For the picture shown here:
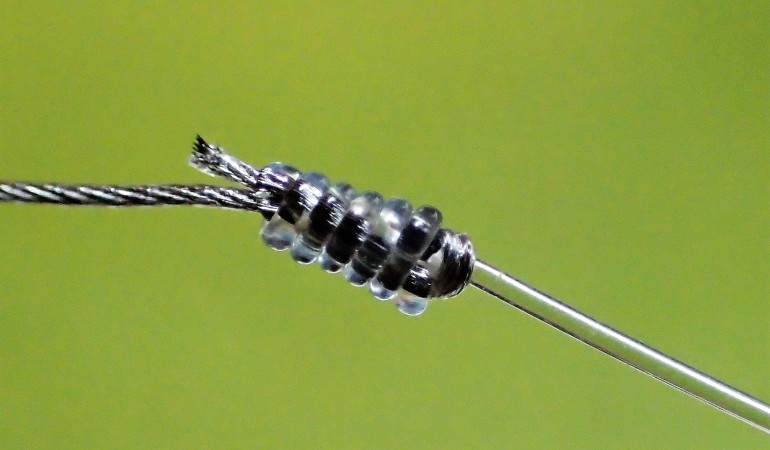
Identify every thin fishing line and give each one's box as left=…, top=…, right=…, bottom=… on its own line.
left=1, top=136, right=768, bottom=434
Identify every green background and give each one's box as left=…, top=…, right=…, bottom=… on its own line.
left=1, top=2, right=768, bottom=448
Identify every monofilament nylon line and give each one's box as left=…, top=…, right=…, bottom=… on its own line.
left=1, top=136, right=768, bottom=434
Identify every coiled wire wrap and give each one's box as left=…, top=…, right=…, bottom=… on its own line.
left=0, top=136, right=475, bottom=314
left=189, top=137, right=475, bottom=313
left=3, top=137, right=770, bottom=430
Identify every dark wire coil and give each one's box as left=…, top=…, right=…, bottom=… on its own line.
left=190, top=137, right=475, bottom=313
left=0, top=136, right=476, bottom=314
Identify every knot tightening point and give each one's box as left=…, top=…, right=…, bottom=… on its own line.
left=190, top=136, right=475, bottom=315
left=3, top=136, right=769, bottom=429
left=0, top=135, right=475, bottom=316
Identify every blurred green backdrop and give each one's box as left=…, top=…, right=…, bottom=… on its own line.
left=1, top=2, right=768, bottom=448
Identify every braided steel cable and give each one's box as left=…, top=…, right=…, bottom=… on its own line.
left=0, top=182, right=262, bottom=212
left=0, top=136, right=476, bottom=313
left=2, top=135, right=769, bottom=433
left=185, top=144, right=770, bottom=435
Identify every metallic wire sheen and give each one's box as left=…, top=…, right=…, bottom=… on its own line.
left=0, top=183, right=262, bottom=211
left=3, top=135, right=768, bottom=434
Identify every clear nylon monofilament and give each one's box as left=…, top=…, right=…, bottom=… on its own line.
left=1, top=136, right=768, bottom=434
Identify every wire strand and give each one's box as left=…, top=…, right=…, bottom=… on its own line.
left=0, top=182, right=263, bottom=212
left=2, top=135, right=768, bottom=434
